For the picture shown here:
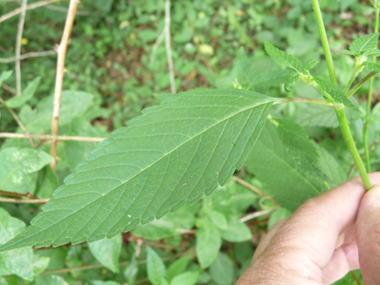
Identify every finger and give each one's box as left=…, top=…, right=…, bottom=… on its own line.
left=321, top=242, right=359, bottom=284
left=356, top=185, right=380, bottom=284
left=253, top=219, right=287, bottom=261
left=261, top=173, right=380, bottom=272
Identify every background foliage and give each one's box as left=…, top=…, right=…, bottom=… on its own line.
left=0, top=0, right=379, bottom=284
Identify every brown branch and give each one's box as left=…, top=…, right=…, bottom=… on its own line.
left=348, top=140, right=378, bottom=177
left=41, top=246, right=195, bottom=275
left=50, top=0, right=81, bottom=171
left=233, top=176, right=278, bottom=205
left=0, top=50, right=56, bottom=63
left=0, top=197, right=49, bottom=204
left=240, top=208, right=278, bottom=223
left=0, top=98, right=35, bottom=147
left=0, top=189, right=37, bottom=199
left=0, top=0, right=60, bottom=23
left=0, top=132, right=106, bottom=142
left=1, top=83, right=16, bottom=94
left=15, top=0, right=27, bottom=96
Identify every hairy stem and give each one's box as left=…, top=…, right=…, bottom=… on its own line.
left=363, top=4, right=380, bottom=172
left=335, top=106, right=372, bottom=190
left=311, top=0, right=337, bottom=85
left=274, top=97, right=335, bottom=107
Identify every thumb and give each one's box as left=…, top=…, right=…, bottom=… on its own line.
left=357, top=186, right=380, bottom=285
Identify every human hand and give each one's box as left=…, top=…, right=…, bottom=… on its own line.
left=237, top=173, right=380, bottom=285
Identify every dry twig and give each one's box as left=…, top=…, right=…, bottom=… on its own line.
left=0, top=0, right=60, bottom=23
left=0, top=197, right=49, bottom=204
left=150, top=29, right=165, bottom=65
left=0, top=132, right=106, bottom=142
left=0, top=98, right=35, bottom=147
left=50, top=0, right=81, bottom=170
left=240, top=208, right=278, bottom=223
left=233, top=175, right=278, bottom=205
left=15, top=0, right=27, bottom=95
left=0, top=50, right=56, bottom=63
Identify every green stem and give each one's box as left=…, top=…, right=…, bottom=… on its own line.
left=363, top=4, right=380, bottom=173
left=311, top=0, right=337, bottom=85
left=275, top=97, right=335, bottom=107
left=344, top=72, right=357, bottom=94
left=347, top=71, right=377, bottom=98
left=335, top=106, right=372, bottom=190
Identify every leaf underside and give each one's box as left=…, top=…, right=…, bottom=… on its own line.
left=0, top=88, right=274, bottom=252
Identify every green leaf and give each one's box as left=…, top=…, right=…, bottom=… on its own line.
left=314, top=77, right=359, bottom=112
left=0, top=209, right=34, bottom=281
left=245, top=122, right=325, bottom=212
left=364, top=62, right=380, bottom=73
left=337, top=50, right=357, bottom=56
left=88, top=235, right=122, bottom=273
left=0, top=148, right=53, bottom=194
left=166, top=254, right=191, bottom=282
left=303, top=59, right=319, bottom=71
left=268, top=207, right=292, bottom=230
left=0, top=89, right=274, bottom=252
left=33, top=255, right=50, bottom=275
left=264, top=41, right=302, bottom=72
left=277, top=119, right=322, bottom=175
left=284, top=72, right=299, bottom=92
left=170, top=271, right=200, bottom=285
left=209, top=252, right=234, bottom=285
left=221, top=216, right=252, bottom=242
left=5, top=77, right=41, bottom=109
left=208, top=210, right=228, bottom=230
left=124, top=255, right=138, bottom=285
left=19, top=90, right=93, bottom=134
left=318, top=146, right=347, bottom=187
left=32, top=275, right=66, bottom=285
left=147, top=247, right=166, bottom=285
left=0, top=71, right=12, bottom=87
left=294, top=104, right=338, bottom=128
left=365, top=49, right=380, bottom=57
left=196, top=219, right=221, bottom=268
left=236, top=48, right=289, bottom=88
left=349, top=33, right=379, bottom=54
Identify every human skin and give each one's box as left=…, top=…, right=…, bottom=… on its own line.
left=237, top=173, right=380, bottom=285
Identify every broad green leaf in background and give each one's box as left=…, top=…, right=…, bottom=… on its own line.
left=0, top=89, right=274, bottom=252
left=31, top=275, right=66, bottom=285
left=284, top=72, right=299, bottom=92
left=196, top=219, right=222, bottom=268
left=209, top=252, right=234, bottom=285
left=364, top=49, right=380, bottom=57
left=0, top=209, right=34, bottom=281
left=364, top=62, right=380, bottom=72
left=88, top=235, right=122, bottom=273
left=0, top=277, right=6, bottom=285
left=166, top=253, right=191, bottom=282
left=294, top=104, right=339, bottom=128
left=170, top=271, right=200, bottom=285
left=5, top=77, right=41, bottom=109
left=236, top=48, right=289, bottom=88
left=268, top=207, right=292, bottom=230
left=33, top=255, right=50, bottom=275
left=264, top=41, right=302, bottom=72
left=18, top=90, right=93, bottom=134
left=0, top=71, right=12, bottom=87
left=314, top=77, right=359, bottom=112
left=0, top=147, right=53, bottom=194
left=208, top=210, right=228, bottom=231
left=124, top=255, right=138, bottom=285
left=221, top=216, right=252, bottom=242
left=147, top=247, right=166, bottom=285
left=318, top=146, right=347, bottom=187
left=245, top=122, right=325, bottom=212
left=277, top=119, right=322, bottom=174
left=337, top=50, right=357, bottom=56
left=349, top=33, right=379, bottom=54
